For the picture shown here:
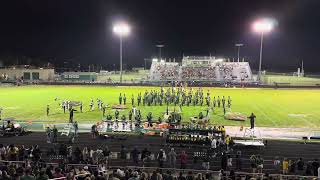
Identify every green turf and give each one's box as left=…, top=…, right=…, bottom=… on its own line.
left=261, top=75, right=320, bottom=86
left=0, top=85, right=319, bottom=128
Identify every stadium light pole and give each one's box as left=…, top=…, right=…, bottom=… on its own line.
left=252, top=18, right=274, bottom=82
left=156, top=44, right=165, bottom=60
left=113, top=22, right=130, bottom=83
left=235, top=43, right=244, bottom=62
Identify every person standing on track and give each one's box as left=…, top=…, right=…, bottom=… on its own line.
left=248, top=113, right=256, bottom=129
left=52, top=125, right=58, bottom=143
left=74, top=121, right=78, bottom=137
left=69, top=108, right=77, bottom=123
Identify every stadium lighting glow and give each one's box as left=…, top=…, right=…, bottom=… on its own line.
left=215, top=58, right=224, bottom=62
left=252, top=18, right=276, bottom=82
left=252, top=18, right=274, bottom=33
left=152, top=58, right=158, bottom=62
left=113, top=21, right=131, bottom=83
left=113, top=22, right=130, bottom=36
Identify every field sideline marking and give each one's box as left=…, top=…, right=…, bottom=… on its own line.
left=252, top=103, right=277, bottom=127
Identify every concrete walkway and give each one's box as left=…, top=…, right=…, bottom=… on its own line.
left=226, top=126, right=319, bottom=140
left=18, top=121, right=319, bottom=140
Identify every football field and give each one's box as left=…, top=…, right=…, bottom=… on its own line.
left=0, top=85, right=319, bottom=128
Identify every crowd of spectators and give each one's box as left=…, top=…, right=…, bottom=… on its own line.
left=149, top=62, right=252, bottom=82
left=273, top=157, right=320, bottom=177
left=0, top=141, right=319, bottom=179
left=218, top=63, right=250, bottom=82
left=180, top=67, right=216, bottom=80
left=149, top=63, right=179, bottom=81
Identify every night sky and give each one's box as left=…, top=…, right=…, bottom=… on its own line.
left=0, top=0, right=319, bottom=72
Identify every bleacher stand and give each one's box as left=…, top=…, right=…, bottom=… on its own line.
left=149, top=57, right=254, bottom=83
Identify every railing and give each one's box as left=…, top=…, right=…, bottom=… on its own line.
left=0, top=160, right=318, bottom=180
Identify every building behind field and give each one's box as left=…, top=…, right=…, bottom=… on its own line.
left=61, top=72, right=97, bottom=81
left=0, top=67, right=54, bottom=81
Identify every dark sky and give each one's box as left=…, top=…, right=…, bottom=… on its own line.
left=0, top=0, right=319, bottom=72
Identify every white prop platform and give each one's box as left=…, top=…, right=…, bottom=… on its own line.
left=234, top=140, right=264, bottom=147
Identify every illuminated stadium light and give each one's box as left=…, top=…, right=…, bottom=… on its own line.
left=252, top=18, right=276, bottom=82
left=252, top=18, right=274, bottom=33
left=152, top=58, right=158, bottom=62
left=113, top=22, right=130, bottom=36
left=215, top=58, right=224, bottom=62
left=113, top=22, right=130, bottom=83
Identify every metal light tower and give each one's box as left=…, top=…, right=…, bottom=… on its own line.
left=252, top=18, right=274, bottom=82
left=113, top=22, right=130, bottom=83
left=235, top=43, right=244, bottom=62
left=156, top=44, right=165, bottom=60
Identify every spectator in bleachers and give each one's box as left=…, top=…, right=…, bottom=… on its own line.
left=305, top=161, right=313, bottom=176
left=45, top=165, right=54, bottom=179
left=20, top=168, right=35, bottom=180
left=250, top=155, right=257, bottom=173
left=289, top=159, right=296, bottom=174
left=8, top=144, right=18, bottom=161
left=140, top=172, right=149, bottom=180
left=162, top=170, right=173, bottom=180
left=195, top=173, right=204, bottom=180
left=185, top=171, right=193, bottom=180
left=131, top=147, right=140, bottom=166
left=227, top=154, right=233, bottom=170
left=202, top=149, right=210, bottom=170
left=177, top=171, right=186, bottom=180
left=53, top=167, right=64, bottom=179
left=221, top=152, right=228, bottom=170
left=282, top=158, right=289, bottom=174
left=141, top=147, right=151, bottom=167
left=273, top=156, right=281, bottom=174
left=229, top=170, right=236, bottom=180
left=149, top=170, right=158, bottom=180
left=0, top=144, right=6, bottom=160
left=297, top=158, right=304, bottom=175
left=312, top=159, right=319, bottom=176
left=120, top=145, right=127, bottom=164
left=225, top=135, right=231, bottom=150
left=156, top=149, right=166, bottom=168
left=36, top=168, right=49, bottom=180
left=180, top=151, right=188, bottom=169
left=211, top=138, right=217, bottom=151
left=256, top=155, right=264, bottom=173
left=168, top=148, right=177, bottom=169
left=235, top=151, right=242, bottom=171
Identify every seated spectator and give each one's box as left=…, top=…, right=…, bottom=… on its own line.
left=36, top=168, right=49, bottom=180
left=21, top=168, right=35, bottom=180
left=186, top=171, right=193, bottom=180
left=297, top=158, right=304, bottom=175
left=53, top=168, right=64, bottom=179
left=177, top=172, right=186, bottom=180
